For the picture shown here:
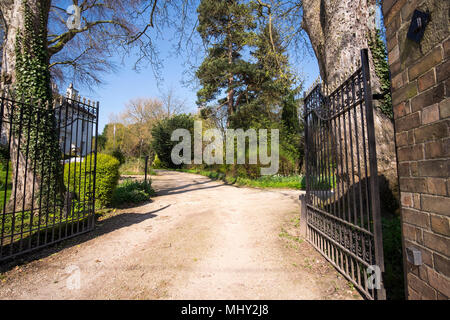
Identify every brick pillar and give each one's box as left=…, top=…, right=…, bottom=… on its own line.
left=383, top=0, right=449, bottom=300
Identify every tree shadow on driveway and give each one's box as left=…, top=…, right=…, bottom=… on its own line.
left=0, top=205, right=171, bottom=273
left=155, top=181, right=225, bottom=196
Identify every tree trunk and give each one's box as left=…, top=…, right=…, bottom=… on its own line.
left=1, top=0, right=20, bottom=90
left=6, top=125, right=42, bottom=212
left=302, top=0, right=399, bottom=212
left=1, top=0, right=53, bottom=212
left=227, top=22, right=235, bottom=120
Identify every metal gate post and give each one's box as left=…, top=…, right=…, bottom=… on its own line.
left=91, top=101, right=100, bottom=230
left=144, top=155, right=149, bottom=184
left=301, top=91, right=310, bottom=239
left=361, top=48, right=386, bottom=300
left=299, top=194, right=308, bottom=238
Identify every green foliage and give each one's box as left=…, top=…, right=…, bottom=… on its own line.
left=279, top=94, right=304, bottom=175
left=100, top=123, right=126, bottom=155
left=194, top=1, right=304, bottom=177
left=64, top=153, right=120, bottom=208
left=299, top=175, right=335, bottom=191
left=0, top=145, right=9, bottom=166
left=111, top=179, right=155, bottom=207
left=152, top=154, right=163, bottom=169
left=180, top=167, right=305, bottom=189
left=368, top=29, right=393, bottom=119
left=120, top=157, right=155, bottom=175
left=196, top=1, right=300, bottom=129
left=382, top=215, right=405, bottom=300
left=196, top=2, right=303, bottom=178
left=96, top=134, right=107, bottom=152
left=228, top=99, right=274, bottom=130
left=240, top=174, right=302, bottom=189
left=0, top=161, right=12, bottom=209
left=15, top=1, right=52, bottom=102
left=13, top=0, right=63, bottom=203
left=251, top=24, right=298, bottom=105
left=196, top=0, right=256, bottom=110
left=91, top=154, right=120, bottom=207
left=281, top=93, right=301, bottom=134
left=151, top=114, right=195, bottom=169
left=0, top=161, right=11, bottom=190
left=109, top=148, right=126, bottom=165
left=179, top=167, right=334, bottom=191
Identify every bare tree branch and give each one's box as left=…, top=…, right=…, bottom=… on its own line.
left=44, top=0, right=197, bottom=88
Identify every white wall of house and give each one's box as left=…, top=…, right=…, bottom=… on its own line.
left=0, top=84, right=96, bottom=158
left=59, top=109, right=94, bottom=157
left=59, top=84, right=95, bottom=157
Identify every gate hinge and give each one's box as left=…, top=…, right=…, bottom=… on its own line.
left=372, top=93, right=384, bottom=100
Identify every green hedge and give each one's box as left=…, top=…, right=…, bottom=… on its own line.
left=64, top=153, right=120, bottom=208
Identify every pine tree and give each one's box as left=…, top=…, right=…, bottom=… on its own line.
left=252, top=24, right=294, bottom=105
left=281, top=93, right=300, bottom=134
left=196, top=0, right=256, bottom=125
left=229, top=23, right=297, bottom=129
left=196, top=1, right=298, bottom=130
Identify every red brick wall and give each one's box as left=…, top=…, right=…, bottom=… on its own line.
left=383, top=0, right=449, bottom=300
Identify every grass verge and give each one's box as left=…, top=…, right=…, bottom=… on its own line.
left=119, top=158, right=156, bottom=176
left=176, top=168, right=305, bottom=190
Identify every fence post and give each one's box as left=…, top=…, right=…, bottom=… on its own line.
left=144, top=155, right=149, bottom=183
left=299, top=193, right=307, bottom=238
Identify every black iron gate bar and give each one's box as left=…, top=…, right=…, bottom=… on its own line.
left=303, top=49, right=385, bottom=300
left=0, top=92, right=99, bottom=261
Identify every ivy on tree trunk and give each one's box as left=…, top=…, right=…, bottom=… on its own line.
left=7, top=0, right=63, bottom=211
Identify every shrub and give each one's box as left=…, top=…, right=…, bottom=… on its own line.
left=151, top=114, right=195, bottom=169
left=64, top=153, right=120, bottom=208
left=95, top=154, right=121, bottom=206
left=108, top=148, right=126, bottom=165
left=152, top=154, right=162, bottom=169
left=111, top=179, right=155, bottom=207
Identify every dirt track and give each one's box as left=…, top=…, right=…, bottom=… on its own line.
left=0, top=170, right=361, bottom=300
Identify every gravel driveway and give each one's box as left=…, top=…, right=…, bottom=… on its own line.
left=0, top=170, right=361, bottom=300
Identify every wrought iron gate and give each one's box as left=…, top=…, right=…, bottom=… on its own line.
left=303, top=49, right=385, bottom=299
left=0, top=92, right=99, bottom=261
